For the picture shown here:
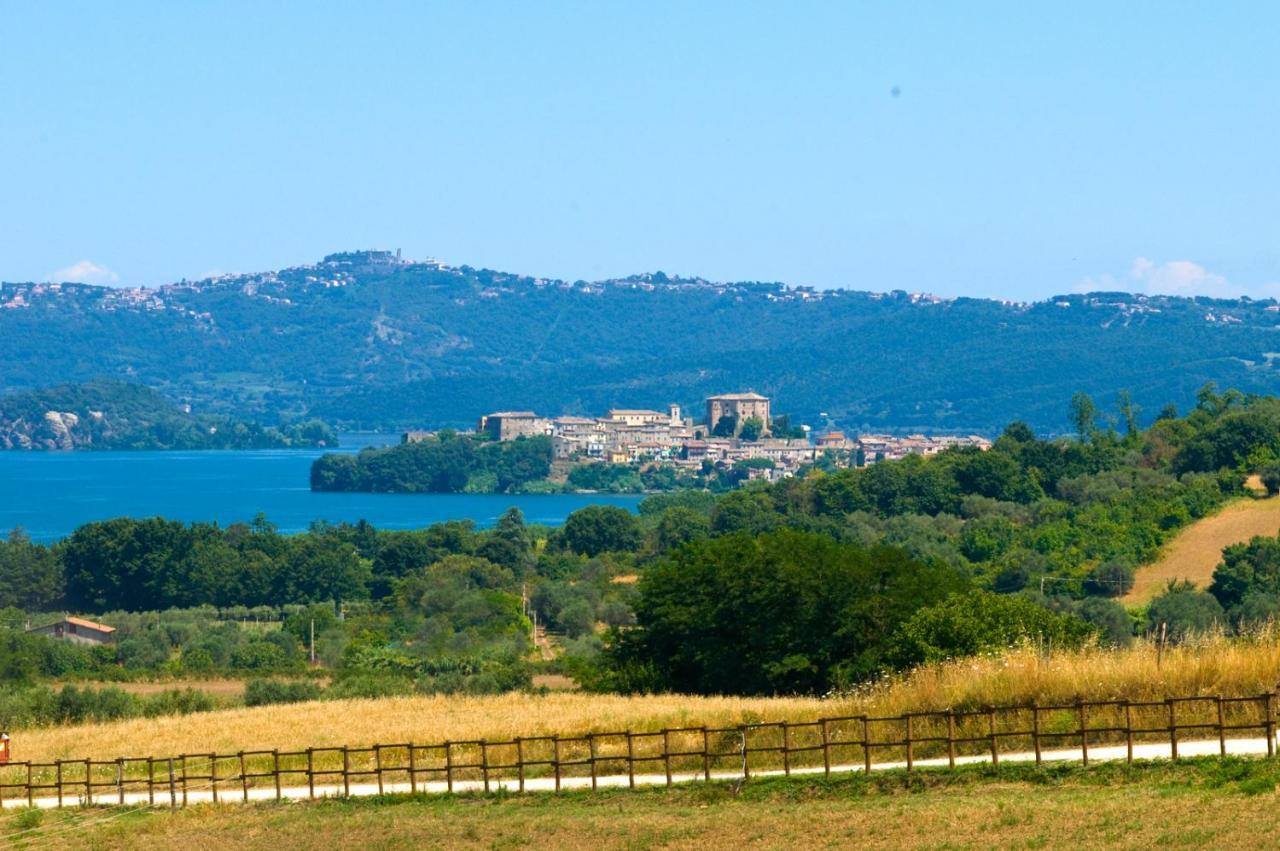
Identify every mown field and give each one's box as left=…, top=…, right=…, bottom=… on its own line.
left=6, top=758, right=1280, bottom=849
left=1125, top=493, right=1280, bottom=604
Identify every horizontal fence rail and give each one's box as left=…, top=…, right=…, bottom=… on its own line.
left=1, top=692, right=1276, bottom=810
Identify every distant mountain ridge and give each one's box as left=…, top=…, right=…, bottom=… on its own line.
left=3, top=250, right=1279, bottom=433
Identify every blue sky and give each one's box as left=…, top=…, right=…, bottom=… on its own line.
left=2, top=2, right=1277, bottom=299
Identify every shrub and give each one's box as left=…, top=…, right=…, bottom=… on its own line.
left=230, top=641, right=290, bottom=671
left=1147, top=581, right=1226, bottom=641
left=1073, top=597, right=1134, bottom=646
left=886, top=590, right=1093, bottom=668
left=1260, top=463, right=1280, bottom=496
left=244, top=679, right=323, bottom=707
left=1084, top=560, right=1135, bottom=597
left=141, top=688, right=215, bottom=717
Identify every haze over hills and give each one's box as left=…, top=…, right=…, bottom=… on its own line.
left=3, top=250, right=1279, bottom=434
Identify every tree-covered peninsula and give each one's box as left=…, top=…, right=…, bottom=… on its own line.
left=0, top=380, right=334, bottom=450
left=310, top=432, right=552, bottom=494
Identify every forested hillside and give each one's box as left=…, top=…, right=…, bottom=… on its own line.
left=0, top=380, right=334, bottom=450
left=4, top=252, right=1280, bottom=432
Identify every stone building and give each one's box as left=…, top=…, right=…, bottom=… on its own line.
left=705, top=392, right=771, bottom=436
left=476, top=411, right=553, bottom=441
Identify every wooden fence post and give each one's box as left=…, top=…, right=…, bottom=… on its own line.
left=626, top=732, right=635, bottom=788
left=1078, top=703, right=1088, bottom=768
left=1031, top=705, right=1041, bottom=767
left=513, top=739, right=523, bottom=793
left=588, top=735, right=597, bottom=791
left=409, top=743, right=419, bottom=794
left=946, top=711, right=956, bottom=768
left=167, top=758, right=177, bottom=810
left=146, top=757, right=154, bottom=806
left=273, top=750, right=281, bottom=801
left=481, top=741, right=490, bottom=793
left=239, top=751, right=249, bottom=802
left=820, top=720, right=831, bottom=777
left=988, top=710, right=999, bottom=766
left=341, top=746, right=350, bottom=797
left=28, top=762, right=35, bottom=808
left=1265, top=693, right=1276, bottom=757
left=662, top=729, right=672, bottom=786
left=445, top=742, right=454, bottom=793
left=1167, top=699, right=1178, bottom=760
left=904, top=715, right=913, bottom=773
left=306, top=748, right=315, bottom=799
left=553, top=737, right=562, bottom=792
left=742, top=727, right=751, bottom=779
left=1217, top=696, right=1227, bottom=756
left=210, top=752, right=219, bottom=803
left=375, top=745, right=384, bottom=795
left=56, top=759, right=63, bottom=807
left=84, top=758, right=92, bottom=804
left=116, top=757, right=125, bottom=806
left=861, top=717, right=872, bottom=774
left=783, top=723, right=792, bottom=776
left=181, top=754, right=189, bottom=806
left=1124, top=702, right=1134, bottom=764
left=702, top=728, right=711, bottom=782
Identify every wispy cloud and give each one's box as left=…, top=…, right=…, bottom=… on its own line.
left=48, top=260, right=120, bottom=286
left=1076, top=257, right=1280, bottom=299
left=1129, top=257, right=1229, bottom=296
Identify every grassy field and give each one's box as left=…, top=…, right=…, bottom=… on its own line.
left=11, top=692, right=831, bottom=762
left=14, top=630, right=1280, bottom=764
left=1124, top=494, right=1280, bottom=605
left=6, top=758, right=1280, bottom=849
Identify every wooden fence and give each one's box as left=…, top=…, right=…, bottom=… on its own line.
left=1, top=692, right=1276, bottom=809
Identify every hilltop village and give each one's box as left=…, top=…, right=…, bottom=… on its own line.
left=405, top=392, right=992, bottom=485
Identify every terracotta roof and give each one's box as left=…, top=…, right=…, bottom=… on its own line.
left=64, top=616, right=116, bottom=633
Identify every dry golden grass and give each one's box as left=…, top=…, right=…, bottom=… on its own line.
left=1124, top=496, right=1280, bottom=604
left=12, top=692, right=831, bottom=762
left=847, top=631, right=1280, bottom=716
left=16, top=631, right=1280, bottom=764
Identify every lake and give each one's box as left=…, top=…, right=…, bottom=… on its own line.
left=0, top=434, right=644, bottom=542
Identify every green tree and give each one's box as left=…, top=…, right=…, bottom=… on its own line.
left=562, top=506, right=642, bottom=557
left=275, top=531, right=372, bottom=605
left=606, top=530, right=967, bottom=694
left=738, top=416, right=764, bottom=442
left=478, top=508, right=534, bottom=574
left=0, top=529, right=63, bottom=611
left=1209, top=534, right=1280, bottom=611
left=1260, top=463, right=1280, bottom=496
left=711, top=415, right=737, bottom=437
left=1069, top=391, right=1100, bottom=442
left=654, top=507, right=710, bottom=553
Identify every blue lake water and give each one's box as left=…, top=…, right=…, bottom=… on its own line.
left=0, top=434, right=643, bottom=542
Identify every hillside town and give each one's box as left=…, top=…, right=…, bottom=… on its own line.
left=405, top=392, right=992, bottom=484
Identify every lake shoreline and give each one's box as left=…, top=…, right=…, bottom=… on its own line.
left=0, top=439, right=643, bottom=543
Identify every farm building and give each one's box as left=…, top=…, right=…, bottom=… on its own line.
left=27, top=616, right=117, bottom=646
